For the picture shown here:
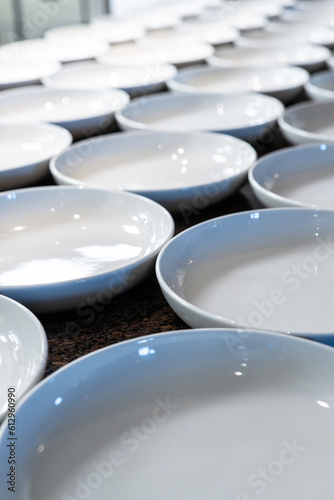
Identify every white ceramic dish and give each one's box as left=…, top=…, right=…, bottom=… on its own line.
left=0, top=38, right=109, bottom=64
left=45, top=20, right=145, bottom=44
left=156, top=208, right=334, bottom=340
left=0, top=86, right=129, bottom=139
left=200, top=8, right=267, bottom=31
left=0, top=122, right=72, bottom=191
left=42, top=62, right=176, bottom=97
left=126, top=9, right=181, bottom=30
left=207, top=44, right=331, bottom=73
left=0, top=60, right=61, bottom=90
left=236, top=30, right=322, bottom=49
left=50, top=131, right=256, bottom=212
left=167, top=65, right=309, bottom=103
left=278, top=101, right=334, bottom=145
left=97, top=40, right=213, bottom=68
left=115, top=92, right=284, bottom=141
left=249, top=143, right=334, bottom=209
left=0, top=294, right=47, bottom=422
left=231, top=0, right=283, bottom=18
left=1, top=328, right=334, bottom=500
left=264, top=21, right=334, bottom=48
left=305, top=69, right=334, bottom=101
left=0, top=186, right=174, bottom=314
left=175, top=20, right=239, bottom=46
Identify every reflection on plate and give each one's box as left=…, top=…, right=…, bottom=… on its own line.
left=0, top=86, right=129, bottom=139
left=167, top=64, right=309, bottom=103
left=0, top=60, right=61, bottom=90
left=278, top=100, right=334, bottom=145
left=0, top=122, right=72, bottom=191
left=42, top=62, right=177, bottom=97
left=1, top=328, right=334, bottom=499
left=249, top=143, right=334, bottom=209
left=304, top=69, right=334, bottom=101
left=0, top=186, right=174, bottom=313
left=50, top=131, right=256, bottom=211
left=115, top=92, right=284, bottom=141
left=156, top=208, right=334, bottom=340
left=0, top=294, right=47, bottom=422
left=207, top=44, right=331, bottom=73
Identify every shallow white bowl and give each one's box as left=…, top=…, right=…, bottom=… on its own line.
left=42, top=61, right=177, bottom=97
left=278, top=100, right=334, bottom=145
left=208, top=44, right=331, bottom=73
left=236, top=30, right=318, bottom=49
left=50, top=131, right=256, bottom=212
left=249, top=143, right=334, bottom=209
left=156, top=208, right=334, bottom=340
left=167, top=65, right=309, bottom=103
left=232, top=0, right=283, bottom=18
left=0, top=122, right=72, bottom=191
left=264, top=21, right=334, bottom=48
left=0, top=186, right=174, bottom=313
left=0, top=294, right=47, bottom=422
left=0, top=60, right=61, bottom=90
left=126, top=8, right=181, bottom=30
left=201, top=8, right=267, bottom=31
left=0, top=86, right=129, bottom=139
left=97, top=40, right=213, bottom=68
left=115, top=92, right=284, bottom=141
left=0, top=38, right=109, bottom=64
left=305, top=69, right=334, bottom=101
left=175, top=20, right=239, bottom=46
left=1, top=328, right=334, bottom=499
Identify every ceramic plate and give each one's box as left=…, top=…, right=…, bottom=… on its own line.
left=0, top=86, right=129, bottom=139
left=175, top=20, right=239, bottom=45
left=0, top=60, right=61, bottom=90
left=0, top=38, right=109, bottom=64
left=0, top=122, right=72, bottom=191
left=0, top=294, right=47, bottom=422
left=249, top=143, right=334, bottom=209
left=98, top=41, right=213, bottom=68
left=264, top=21, right=334, bottom=48
left=278, top=101, right=334, bottom=145
left=231, top=0, right=283, bottom=18
left=167, top=65, right=309, bottom=103
left=115, top=92, right=284, bottom=141
left=126, top=9, right=181, bottom=30
left=1, top=328, right=334, bottom=499
left=201, top=8, right=267, bottom=31
left=236, top=30, right=311, bottom=49
left=156, top=208, right=334, bottom=341
left=0, top=186, right=174, bottom=313
left=49, top=131, right=256, bottom=212
left=208, top=44, right=331, bottom=73
left=42, top=62, right=177, bottom=97
left=305, top=69, right=334, bottom=101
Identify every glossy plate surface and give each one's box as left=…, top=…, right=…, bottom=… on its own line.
left=304, top=69, right=334, bottom=101
left=156, top=208, right=334, bottom=340
left=1, top=328, right=334, bottom=499
left=0, top=186, right=174, bottom=313
left=115, top=92, right=284, bottom=140
left=0, top=122, right=72, bottom=191
left=0, top=60, right=61, bottom=90
left=278, top=101, right=334, bottom=145
left=175, top=20, right=239, bottom=45
left=0, top=86, right=129, bottom=139
left=167, top=64, right=309, bottom=103
left=249, top=143, right=334, bottom=209
left=0, top=294, right=47, bottom=422
left=42, top=61, right=177, bottom=97
left=50, top=131, right=256, bottom=211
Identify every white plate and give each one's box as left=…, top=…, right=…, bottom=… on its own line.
left=167, top=65, right=309, bottom=103
left=97, top=40, right=213, bottom=68
left=201, top=8, right=267, bottom=31
left=115, top=92, right=284, bottom=141
left=278, top=101, right=334, bottom=145
left=264, top=21, right=334, bottom=48
left=0, top=86, right=129, bottom=139
left=0, top=122, right=72, bottom=191
left=0, top=38, right=109, bottom=64
left=50, top=131, right=256, bottom=212
left=45, top=20, right=145, bottom=44
left=305, top=69, right=334, bottom=101
left=207, top=44, right=331, bottom=73
left=249, top=143, right=334, bottom=209
left=42, top=62, right=176, bottom=97
left=1, top=328, right=334, bottom=500
left=236, top=30, right=331, bottom=49
left=175, top=20, right=239, bottom=45
left=230, top=0, right=283, bottom=18
left=0, top=186, right=173, bottom=314
left=0, top=294, right=47, bottom=422
left=126, top=9, right=181, bottom=30
left=0, top=60, right=61, bottom=90
left=157, top=208, right=334, bottom=340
